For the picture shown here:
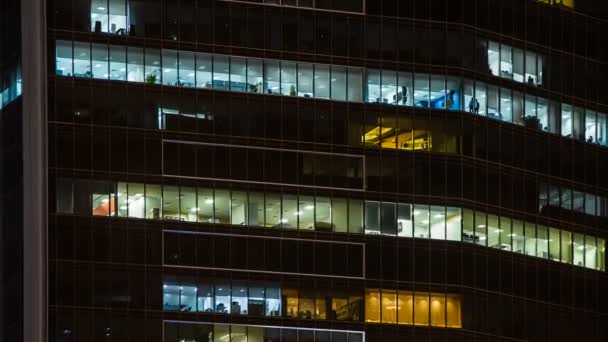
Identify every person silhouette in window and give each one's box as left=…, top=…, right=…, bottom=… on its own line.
left=527, top=75, right=535, bottom=85
left=474, top=99, right=480, bottom=114
left=401, top=86, right=408, bottom=105
left=468, top=97, right=476, bottom=113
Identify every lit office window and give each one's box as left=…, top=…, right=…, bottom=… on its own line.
left=55, top=39, right=608, bottom=150
left=178, top=51, right=196, bottom=88
left=109, top=45, right=126, bottom=81
left=297, top=63, right=314, bottom=97
left=126, top=46, right=144, bottom=82
left=60, top=178, right=607, bottom=272
left=195, top=52, right=212, bottom=88
left=91, top=44, right=107, bottom=80
left=91, top=0, right=128, bottom=35
left=365, top=290, right=462, bottom=328
left=488, top=41, right=500, bottom=77
left=55, top=40, right=73, bottom=77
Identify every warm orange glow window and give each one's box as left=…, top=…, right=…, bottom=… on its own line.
left=365, top=290, right=462, bottom=328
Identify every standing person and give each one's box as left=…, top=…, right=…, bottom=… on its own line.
left=468, top=97, right=475, bottom=113
left=474, top=99, right=480, bottom=114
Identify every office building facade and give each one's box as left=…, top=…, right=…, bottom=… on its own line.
left=7, top=0, right=608, bottom=341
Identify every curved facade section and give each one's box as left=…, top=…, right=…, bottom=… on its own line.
left=46, top=1, right=608, bottom=342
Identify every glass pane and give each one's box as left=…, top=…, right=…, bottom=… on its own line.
left=215, top=190, right=230, bottom=224
left=178, top=185, right=196, bottom=221
left=333, top=198, right=348, bottom=233
left=380, top=70, right=397, bottom=105
left=230, top=57, right=247, bottom=92
left=366, top=69, right=381, bottom=103
left=162, top=50, right=178, bottom=86
left=281, top=194, right=297, bottom=229
left=397, top=291, right=414, bottom=325
left=446, top=207, right=461, bottom=241
left=446, top=295, right=462, bottom=328
left=195, top=52, right=212, bottom=88
left=488, top=41, right=499, bottom=77
left=549, top=228, right=561, bottom=261
left=584, top=236, right=597, bottom=270
left=247, top=58, right=263, bottom=93
left=331, top=66, right=347, bottom=101
left=145, top=184, right=162, bottom=220
left=414, top=73, right=430, bottom=108
left=347, top=67, right=363, bottom=102
left=215, top=282, right=231, bottom=313
left=512, top=220, right=524, bottom=254
left=413, top=204, right=430, bottom=239
left=524, top=222, right=536, bottom=257
left=414, top=293, right=430, bottom=326
left=265, top=287, right=281, bottom=316
left=429, top=75, right=446, bottom=110
left=560, top=230, right=572, bottom=264
left=474, top=81, right=486, bottom=115
left=213, top=55, right=230, bottom=90
left=315, top=197, right=332, bottom=231
left=487, top=214, right=500, bottom=248
left=231, top=191, right=248, bottom=225
left=91, top=43, right=109, bottom=79
left=197, top=282, right=214, bottom=312
left=513, top=48, right=524, bottom=82
left=127, top=46, right=144, bottom=82
left=487, top=85, right=499, bottom=120
left=297, top=63, right=314, bottom=97
left=585, top=110, right=597, bottom=143
left=499, top=216, right=512, bottom=251
left=144, top=48, right=161, bottom=84
left=127, top=183, right=145, bottom=218
left=56, top=40, right=74, bottom=77
left=116, top=182, right=128, bottom=217
left=573, top=233, right=584, bottom=267
left=525, top=52, right=538, bottom=85
left=500, top=44, right=513, bottom=79
left=499, top=88, right=512, bottom=122
left=348, top=199, right=364, bottom=234
left=231, top=282, right=247, bottom=314
left=381, top=290, right=397, bottom=323
left=537, top=225, right=549, bottom=259
left=109, top=0, right=127, bottom=34
left=265, top=194, right=281, bottom=227
left=91, top=0, right=109, bottom=32
left=298, top=196, right=315, bottom=230
left=430, top=206, right=446, bottom=240
left=598, top=113, right=607, bottom=146
left=378, top=202, right=395, bottom=236
left=281, top=62, right=297, bottom=96
left=248, top=192, right=265, bottom=226
left=397, top=203, right=413, bottom=238
left=314, top=64, right=330, bottom=99
left=537, top=97, right=548, bottom=131
left=364, top=201, right=380, bottom=235
left=474, top=211, right=487, bottom=246
left=597, top=239, right=606, bottom=271
left=162, top=185, right=179, bottom=220
left=365, top=289, right=381, bottom=322
left=430, top=294, right=446, bottom=327
left=462, top=208, right=475, bottom=244
left=178, top=51, right=196, bottom=87
left=446, top=77, right=461, bottom=111
left=197, top=188, right=214, bottom=223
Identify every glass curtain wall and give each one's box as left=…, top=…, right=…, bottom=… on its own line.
left=56, top=178, right=607, bottom=272
left=55, top=40, right=608, bottom=149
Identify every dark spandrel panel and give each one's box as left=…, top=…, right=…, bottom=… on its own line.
left=162, top=230, right=365, bottom=278
left=161, top=140, right=365, bottom=191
